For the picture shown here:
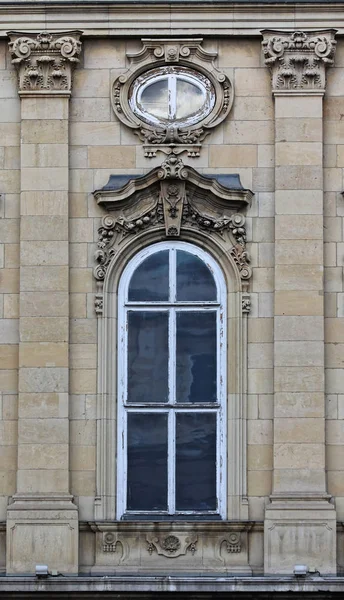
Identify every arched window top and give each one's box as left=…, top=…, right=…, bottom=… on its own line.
left=120, top=241, right=224, bottom=305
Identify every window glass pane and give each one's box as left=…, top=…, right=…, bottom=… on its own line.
left=176, top=250, right=217, bottom=301
left=140, top=80, right=169, bottom=119
left=128, top=250, right=169, bottom=301
left=127, top=412, right=168, bottom=511
left=176, top=412, right=217, bottom=511
left=176, top=311, right=217, bottom=403
left=127, top=311, right=169, bottom=403
left=176, top=79, right=205, bottom=119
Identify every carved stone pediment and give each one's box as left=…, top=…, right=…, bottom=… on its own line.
left=262, top=29, right=336, bottom=93
left=7, top=30, right=82, bottom=96
left=93, top=156, right=253, bottom=310
left=111, top=38, right=233, bottom=158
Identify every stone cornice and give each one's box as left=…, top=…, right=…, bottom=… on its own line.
left=2, top=5, right=344, bottom=37
left=262, top=29, right=337, bottom=93
left=7, top=30, right=82, bottom=96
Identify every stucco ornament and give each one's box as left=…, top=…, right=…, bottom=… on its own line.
left=146, top=533, right=197, bottom=558
left=111, top=38, right=233, bottom=157
left=262, top=29, right=337, bottom=92
left=8, top=30, right=82, bottom=95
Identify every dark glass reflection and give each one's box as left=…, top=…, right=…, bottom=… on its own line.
left=176, top=251, right=217, bottom=301
left=127, top=311, right=168, bottom=403
left=127, top=412, right=168, bottom=511
left=128, top=251, right=169, bottom=302
left=176, top=311, right=217, bottom=403
left=176, top=412, right=217, bottom=511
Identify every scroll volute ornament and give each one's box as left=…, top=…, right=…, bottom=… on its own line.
left=7, top=30, right=82, bottom=95
left=111, top=38, right=233, bottom=158
left=262, top=29, right=337, bottom=93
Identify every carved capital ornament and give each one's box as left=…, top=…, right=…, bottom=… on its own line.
left=262, top=29, right=337, bottom=93
left=7, top=30, right=82, bottom=96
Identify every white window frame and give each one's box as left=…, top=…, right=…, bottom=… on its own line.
left=116, top=241, right=227, bottom=520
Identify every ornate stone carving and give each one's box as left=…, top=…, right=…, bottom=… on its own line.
left=102, top=532, right=120, bottom=553
left=93, top=157, right=253, bottom=315
left=222, top=532, right=242, bottom=553
left=146, top=533, right=197, bottom=558
left=92, top=522, right=253, bottom=573
left=262, top=29, right=336, bottom=92
left=8, top=30, right=82, bottom=95
left=111, top=38, right=233, bottom=157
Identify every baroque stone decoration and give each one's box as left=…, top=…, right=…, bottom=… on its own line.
left=111, top=38, right=233, bottom=157
left=8, top=30, right=82, bottom=95
left=146, top=533, right=197, bottom=558
left=93, top=156, right=253, bottom=315
left=262, top=29, right=337, bottom=92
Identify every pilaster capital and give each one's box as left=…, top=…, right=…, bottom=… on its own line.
left=261, top=29, right=337, bottom=94
left=7, top=30, right=82, bottom=97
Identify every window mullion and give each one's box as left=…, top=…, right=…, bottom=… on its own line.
left=169, top=76, right=177, bottom=120
left=168, top=306, right=176, bottom=512
left=168, top=408, right=175, bottom=514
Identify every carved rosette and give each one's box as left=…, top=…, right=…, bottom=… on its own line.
left=111, top=38, right=233, bottom=157
left=8, top=30, right=82, bottom=95
left=262, top=29, right=337, bottom=93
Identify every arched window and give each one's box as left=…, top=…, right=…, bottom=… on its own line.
left=117, top=241, right=226, bottom=519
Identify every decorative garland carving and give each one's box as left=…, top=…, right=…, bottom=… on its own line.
left=262, top=29, right=336, bottom=92
left=8, top=30, right=82, bottom=95
left=146, top=533, right=197, bottom=558
left=111, top=38, right=233, bottom=157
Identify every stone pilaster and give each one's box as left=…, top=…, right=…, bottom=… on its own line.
left=6, top=30, right=82, bottom=574
left=262, top=29, right=337, bottom=575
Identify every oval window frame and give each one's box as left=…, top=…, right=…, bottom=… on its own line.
left=129, top=66, right=216, bottom=128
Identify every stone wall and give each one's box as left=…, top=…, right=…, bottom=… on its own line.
left=0, top=8, right=343, bottom=579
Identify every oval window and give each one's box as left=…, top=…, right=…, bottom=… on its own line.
left=129, top=66, right=215, bottom=128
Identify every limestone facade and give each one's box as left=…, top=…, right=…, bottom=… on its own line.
left=0, top=1, right=344, bottom=594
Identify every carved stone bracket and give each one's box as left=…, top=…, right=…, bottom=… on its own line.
left=146, top=533, right=197, bottom=558
left=8, top=30, right=82, bottom=95
left=262, top=29, right=337, bottom=93
left=111, top=38, right=233, bottom=157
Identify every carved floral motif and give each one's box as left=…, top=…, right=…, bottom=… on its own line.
left=8, top=30, right=82, bottom=94
left=262, top=29, right=336, bottom=92
left=146, top=533, right=197, bottom=558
